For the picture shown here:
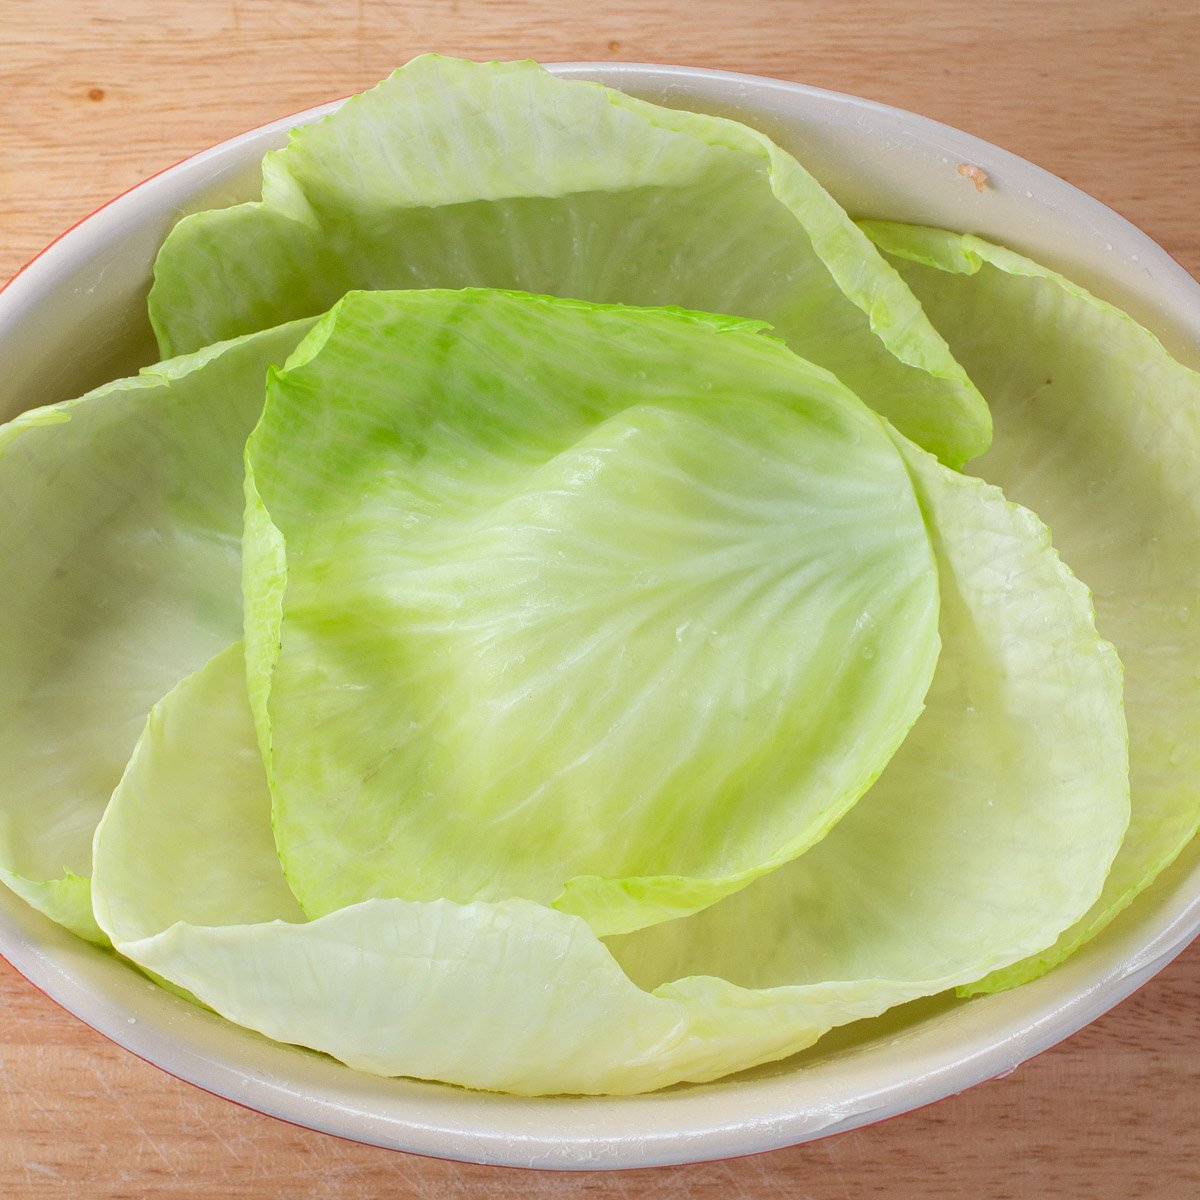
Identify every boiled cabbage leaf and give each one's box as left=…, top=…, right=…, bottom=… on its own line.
left=862, top=221, right=1200, bottom=990
left=0, top=320, right=312, bottom=941
left=149, top=55, right=988, bottom=467
left=243, top=289, right=941, bottom=936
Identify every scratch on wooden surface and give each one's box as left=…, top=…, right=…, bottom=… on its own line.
left=89, top=1062, right=176, bottom=1174
left=20, top=1085, right=68, bottom=1134
left=25, top=1162, right=64, bottom=1182
left=708, top=1167, right=770, bottom=1200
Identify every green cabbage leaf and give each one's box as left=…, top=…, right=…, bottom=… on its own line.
left=862, top=222, right=1200, bottom=989
left=242, top=289, right=941, bottom=936
left=0, top=320, right=311, bottom=941
left=149, top=55, right=988, bottom=467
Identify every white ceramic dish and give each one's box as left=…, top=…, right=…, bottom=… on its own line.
left=0, top=63, right=1197, bottom=1171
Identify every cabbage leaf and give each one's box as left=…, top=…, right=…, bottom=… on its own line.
left=862, top=222, right=1200, bottom=990
left=0, top=321, right=311, bottom=940
left=149, top=55, right=988, bottom=467
left=243, top=289, right=941, bottom=936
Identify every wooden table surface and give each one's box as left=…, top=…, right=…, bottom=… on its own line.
left=1, top=1, right=1198, bottom=1196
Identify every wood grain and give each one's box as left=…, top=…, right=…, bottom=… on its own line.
left=1, top=1, right=1198, bottom=1196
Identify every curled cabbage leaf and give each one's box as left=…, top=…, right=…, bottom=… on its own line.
left=149, top=55, right=988, bottom=467
left=0, top=320, right=311, bottom=941
left=863, top=221, right=1200, bottom=989
left=243, top=290, right=941, bottom=936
